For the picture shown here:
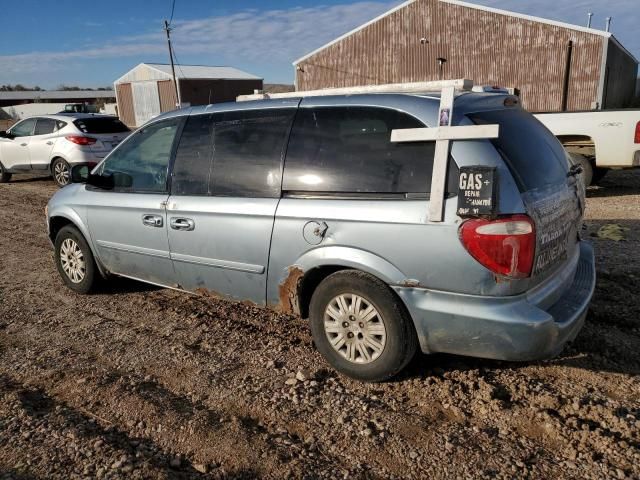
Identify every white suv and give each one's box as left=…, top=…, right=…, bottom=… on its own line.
left=0, top=114, right=130, bottom=186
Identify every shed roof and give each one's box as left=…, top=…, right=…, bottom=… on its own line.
left=293, top=0, right=636, bottom=65
left=115, top=63, right=262, bottom=84
left=149, top=63, right=261, bottom=80
left=0, top=90, right=115, bottom=101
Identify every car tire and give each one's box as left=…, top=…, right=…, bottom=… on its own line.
left=570, top=153, right=593, bottom=187
left=0, top=161, right=12, bottom=183
left=54, top=225, right=97, bottom=294
left=52, top=158, right=71, bottom=187
left=309, top=270, right=418, bottom=382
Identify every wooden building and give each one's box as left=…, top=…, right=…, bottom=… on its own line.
left=293, top=0, right=638, bottom=112
left=114, top=63, right=263, bottom=127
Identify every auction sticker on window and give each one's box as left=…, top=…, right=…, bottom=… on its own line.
left=457, top=166, right=496, bottom=217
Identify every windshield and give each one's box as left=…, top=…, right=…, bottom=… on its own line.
left=74, top=118, right=129, bottom=134
left=469, top=109, right=568, bottom=192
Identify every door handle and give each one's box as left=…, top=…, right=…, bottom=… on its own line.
left=46, top=141, right=54, bottom=146
left=170, top=217, right=195, bottom=231
left=142, top=214, right=163, bottom=228
left=20, top=143, right=28, bottom=147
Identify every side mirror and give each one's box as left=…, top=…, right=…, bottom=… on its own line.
left=71, top=165, right=89, bottom=183
left=0, top=130, right=14, bottom=139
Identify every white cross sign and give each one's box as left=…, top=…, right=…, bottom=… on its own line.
left=390, top=86, right=500, bottom=222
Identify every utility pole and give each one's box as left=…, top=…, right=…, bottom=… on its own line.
left=164, top=19, right=181, bottom=108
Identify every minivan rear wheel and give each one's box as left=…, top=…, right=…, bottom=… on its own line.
left=54, top=225, right=97, bottom=294
left=309, top=271, right=417, bottom=382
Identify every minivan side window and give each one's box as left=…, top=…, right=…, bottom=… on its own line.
left=283, top=106, right=457, bottom=195
left=172, top=109, right=295, bottom=197
left=98, top=118, right=180, bottom=193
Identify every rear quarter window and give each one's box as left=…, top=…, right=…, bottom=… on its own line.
left=74, top=117, right=130, bottom=134
left=469, top=109, right=568, bottom=192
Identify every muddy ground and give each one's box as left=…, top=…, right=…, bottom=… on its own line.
left=0, top=170, right=639, bottom=480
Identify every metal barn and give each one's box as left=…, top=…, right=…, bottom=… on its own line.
left=293, top=0, right=638, bottom=112
left=114, top=63, right=263, bottom=127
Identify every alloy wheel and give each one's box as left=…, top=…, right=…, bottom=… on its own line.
left=54, top=161, right=70, bottom=186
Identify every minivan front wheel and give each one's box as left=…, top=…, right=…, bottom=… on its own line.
left=309, top=271, right=417, bottom=382
left=54, top=226, right=97, bottom=294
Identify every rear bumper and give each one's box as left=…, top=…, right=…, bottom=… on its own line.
left=394, top=241, right=596, bottom=361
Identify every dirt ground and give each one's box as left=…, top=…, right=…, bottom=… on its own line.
left=0, top=170, right=639, bottom=480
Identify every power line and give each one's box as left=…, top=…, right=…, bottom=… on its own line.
left=168, top=0, right=177, bottom=26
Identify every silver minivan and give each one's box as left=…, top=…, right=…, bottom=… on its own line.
left=46, top=91, right=596, bottom=381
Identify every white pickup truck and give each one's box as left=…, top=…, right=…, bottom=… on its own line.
left=535, top=110, right=640, bottom=185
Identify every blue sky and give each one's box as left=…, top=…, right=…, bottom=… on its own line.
left=0, top=0, right=637, bottom=89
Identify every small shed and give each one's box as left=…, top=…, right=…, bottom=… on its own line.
left=114, top=63, right=263, bottom=127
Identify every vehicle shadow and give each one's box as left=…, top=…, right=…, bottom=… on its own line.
left=0, top=374, right=260, bottom=479
left=95, top=277, right=163, bottom=295
left=8, top=175, right=53, bottom=184
left=586, top=169, right=640, bottom=198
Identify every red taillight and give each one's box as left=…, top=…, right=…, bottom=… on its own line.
left=459, top=215, right=536, bottom=279
left=635, top=122, right=640, bottom=144
left=65, top=135, right=96, bottom=146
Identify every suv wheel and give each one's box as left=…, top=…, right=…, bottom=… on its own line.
left=0, top=161, right=12, bottom=183
left=309, top=271, right=417, bottom=382
left=52, top=158, right=71, bottom=187
left=54, top=226, right=97, bottom=294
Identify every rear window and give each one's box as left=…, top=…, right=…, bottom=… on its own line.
left=74, top=117, right=129, bottom=134
left=469, top=109, right=568, bottom=192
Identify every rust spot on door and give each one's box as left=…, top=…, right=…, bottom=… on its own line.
left=277, top=266, right=305, bottom=315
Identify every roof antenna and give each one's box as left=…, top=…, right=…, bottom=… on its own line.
left=605, top=17, right=612, bottom=32
left=587, top=12, right=593, bottom=28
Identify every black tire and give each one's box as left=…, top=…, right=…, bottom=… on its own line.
left=570, top=153, right=593, bottom=187
left=0, top=161, right=12, bottom=183
left=592, top=167, right=609, bottom=185
left=51, top=158, right=71, bottom=187
left=54, top=225, right=97, bottom=294
left=309, top=270, right=418, bottom=382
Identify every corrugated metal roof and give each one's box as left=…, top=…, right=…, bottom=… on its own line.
left=0, top=90, right=115, bottom=100
left=293, top=0, right=618, bottom=65
left=146, top=64, right=262, bottom=80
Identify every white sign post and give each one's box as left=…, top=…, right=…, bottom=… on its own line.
left=391, top=86, right=500, bottom=222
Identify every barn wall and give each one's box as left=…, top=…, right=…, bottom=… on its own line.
left=115, top=83, right=135, bottom=127
left=602, top=39, right=639, bottom=109
left=179, top=79, right=264, bottom=105
left=295, top=0, right=608, bottom=112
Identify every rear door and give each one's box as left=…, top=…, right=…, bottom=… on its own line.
left=29, top=118, right=59, bottom=169
left=470, top=109, right=583, bottom=286
left=166, top=107, right=296, bottom=304
left=1, top=118, right=36, bottom=169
